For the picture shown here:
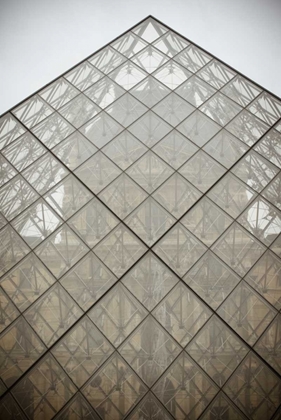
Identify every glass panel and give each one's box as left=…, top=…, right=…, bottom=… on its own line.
left=52, top=316, right=114, bottom=387
left=212, top=222, right=266, bottom=277
left=65, top=61, right=103, bottom=91
left=99, top=173, right=148, bottom=219
left=153, top=172, right=202, bottom=218
left=203, top=129, right=249, bottom=169
left=247, top=92, right=281, bottom=125
left=152, top=352, right=218, bottom=420
left=153, top=61, right=192, bottom=89
left=221, top=75, right=261, bottom=107
left=174, top=44, right=211, bottom=72
left=102, top=131, right=147, bottom=170
left=0, top=393, right=27, bottom=420
left=152, top=92, right=195, bottom=126
left=217, top=281, right=276, bottom=345
left=231, top=150, right=279, bottom=192
left=181, top=196, right=233, bottom=246
left=80, top=112, right=123, bottom=148
left=39, top=77, right=80, bottom=110
left=199, top=392, right=248, bottom=420
left=187, top=315, right=249, bottom=386
left=44, top=174, right=93, bottom=220
left=126, top=150, right=174, bottom=194
left=35, top=224, right=89, bottom=278
left=130, top=76, right=170, bottom=108
left=84, top=76, right=125, bottom=109
left=179, top=150, right=226, bottom=192
left=54, top=393, right=100, bottom=420
left=132, top=17, right=168, bottom=43
left=270, top=234, right=281, bottom=258
left=226, top=109, right=269, bottom=146
left=131, top=46, right=168, bottom=73
left=24, top=283, right=83, bottom=347
left=60, top=251, right=117, bottom=311
left=197, top=60, right=236, bottom=89
left=108, top=61, right=147, bottom=90
left=128, top=111, right=172, bottom=147
left=0, top=175, right=39, bottom=221
left=12, top=354, right=77, bottom=419
left=0, top=288, right=20, bottom=333
left=13, top=95, right=53, bottom=129
left=58, top=94, right=101, bottom=128
left=238, top=197, right=281, bottom=246
left=82, top=353, right=147, bottom=419
left=89, top=46, right=126, bottom=74
left=177, top=110, right=221, bottom=147
left=0, top=226, right=30, bottom=277
left=175, top=75, right=216, bottom=107
left=245, top=250, right=281, bottom=310
left=52, top=131, right=97, bottom=170
left=124, top=197, right=175, bottom=246
left=0, top=253, right=55, bottom=312
left=152, top=32, right=189, bottom=57
left=200, top=92, right=242, bottom=126
left=106, top=93, right=147, bottom=127
left=152, top=130, right=198, bottom=169
left=223, top=352, right=281, bottom=420
left=111, top=32, right=147, bottom=57
left=93, top=224, right=147, bottom=277
left=11, top=198, right=63, bottom=248
left=0, top=317, right=46, bottom=387
left=74, top=151, right=121, bottom=194
left=122, top=252, right=178, bottom=311
left=254, top=314, right=281, bottom=375
left=2, top=132, right=46, bottom=172
left=119, top=316, right=181, bottom=386
left=0, top=154, right=17, bottom=187
left=0, top=113, right=26, bottom=150
left=254, top=128, right=281, bottom=168
left=184, top=251, right=240, bottom=309
left=22, top=152, right=69, bottom=194
left=261, top=173, right=281, bottom=211
left=127, top=392, right=173, bottom=420
left=207, top=172, right=257, bottom=218
left=88, top=283, right=147, bottom=346
left=67, top=198, right=119, bottom=248
left=153, top=282, right=211, bottom=346
left=153, top=223, right=207, bottom=277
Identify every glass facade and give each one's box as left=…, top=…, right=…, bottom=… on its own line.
left=0, top=16, right=281, bottom=420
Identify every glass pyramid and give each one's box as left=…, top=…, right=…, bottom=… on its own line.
left=0, top=16, right=281, bottom=420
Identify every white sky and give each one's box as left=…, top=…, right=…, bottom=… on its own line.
left=1, top=0, right=281, bottom=116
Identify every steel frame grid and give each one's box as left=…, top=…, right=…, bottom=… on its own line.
left=0, top=15, right=281, bottom=420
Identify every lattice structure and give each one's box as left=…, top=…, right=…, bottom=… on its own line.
left=0, top=16, right=281, bottom=420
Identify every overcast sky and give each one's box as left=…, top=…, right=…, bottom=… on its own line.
left=1, top=0, right=281, bottom=115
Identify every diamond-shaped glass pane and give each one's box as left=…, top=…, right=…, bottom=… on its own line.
left=0, top=288, right=20, bottom=333
left=254, top=128, right=281, bottom=169
left=126, top=151, right=174, bottom=194
left=119, top=316, right=181, bottom=386
left=174, top=45, right=211, bottom=72
left=247, top=92, right=281, bottom=126
left=60, top=251, right=117, bottom=311
left=130, top=76, right=170, bottom=107
left=84, top=76, right=125, bottom=109
left=112, top=32, right=147, bottom=58
left=0, top=113, right=26, bottom=150
left=212, top=222, right=266, bottom=277
left=221, top=75, right=261, bottom=107
left=175, top=75, right=216, bottom=107
left=133, top=17, right=168, bottom=43
left=128, top=111, right=172, bottom=147
left=65, top=61, right=103, bottom=91
left=217, top=281, right=276, bottom=345
left=126, top=392, right=173, bottom=420
left=0, top=155, right=17, bottom=187
left=0, top=393, right=26, bottom=420
left=187, top=315, right=249, bottom=386
left=125, top=197, right=175, bottom=246
left=153, top=282, right=211, bottom=346
left=153, top=223, right=207, bottom=277
left=94, top=224, right=147, bottom=277
left=52, top=316, right=114, bottom=387
left=80, top=111, right=123, bottom=148
left=200, top=92, right=242, bottom=126
left=182, top=196, right=233, bottom=246
left=74, top=151, right=121, bottom=194
left=54, top=393, right=100, bottom=420
left=261, top=173, right=281, bottom=211
left=13, top=95, right=53, bottom=129
left=132, top=46, right=168, bottom=73
left=153, top=61, right=192, bottom=89
left=223, top=352, right=281, bottom=420
left=89, top=46, right=126, bottom=74
left=184, top=251, right=240, bottom=309
left=177, top=110, right=221, bottom=147
left=152, top=32, right=189, bottom=57
left=88, top=283, right=147, bottom=346
left=35, top=224, right=89, bottom=278
left=24, top=283, right=83, bottom=347
left=122, top=252, right=178, bottom=311
left=152, top=92, right=195, bottom=126
left=153, top=352, right=218, bottom=420
left=39, top=77, right=80, bottom=110
left=197, top=60, right=236, bottom=89
left=0, top=225, right=30, bottom=277
left=199, top=392, right=248, bottom=420
left=59, top=94, right=101, bottom=128
left=226, top=109, right=269, bottom=146
left=99, top=173, right=148, bottom=219
left=109, top=61, right=147, bottom=90
left=106, top=93, right=147, bottom=127
left=82, top=353, right=147, bottom=419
